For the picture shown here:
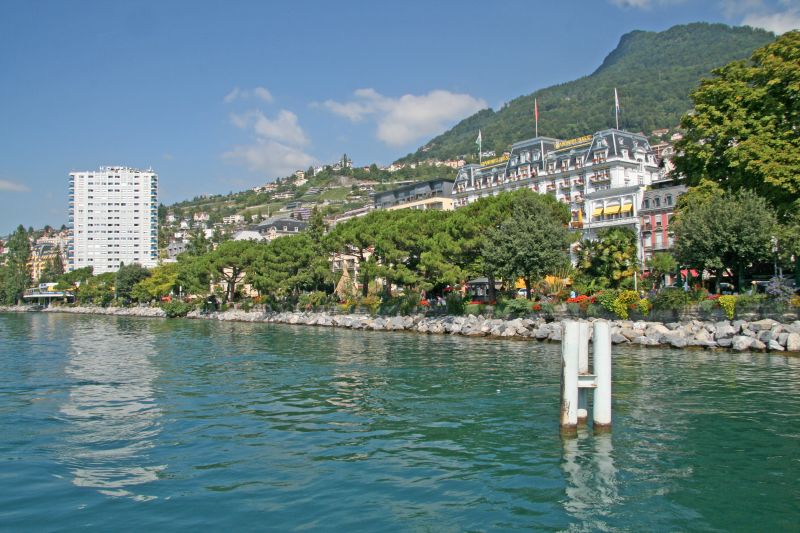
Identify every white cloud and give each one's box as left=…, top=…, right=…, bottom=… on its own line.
left=0, top=179, right=30, bottom=193
left=223, top=86, right=274, bottom=104
left=320, top=88, right=487, bottom=146
left=743, top=10, right=800, bottom=32
left=224, top=104, right=314, bottom=177
left=229, top=109, right=309, bottom=146
left=223, top=141, right=314, bottom=176
left=608, top=0, right=688, bottom=7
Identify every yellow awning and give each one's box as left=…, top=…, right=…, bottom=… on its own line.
left=605, top=205, right=621, bottom=215
left=592, top=207, right=604, bottom=217
left=621, top=203, right=634, bottom=213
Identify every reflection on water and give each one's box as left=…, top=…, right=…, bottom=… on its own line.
left=59, top=319, right=164, bottom=499
left=562, top=431, right=619, bottom=529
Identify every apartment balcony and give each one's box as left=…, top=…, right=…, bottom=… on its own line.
left=583, top=216, right=638, bottom=230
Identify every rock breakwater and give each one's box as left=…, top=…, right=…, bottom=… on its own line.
left=187, top=309, right=800, bottom=353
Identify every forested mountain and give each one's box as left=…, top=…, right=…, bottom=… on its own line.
left=398, top=23, right=775, bottom=163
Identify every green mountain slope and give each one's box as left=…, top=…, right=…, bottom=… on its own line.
left=398, top=23, right=774, bottom=163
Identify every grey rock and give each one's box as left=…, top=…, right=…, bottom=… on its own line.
left=731, top=336, right=754, bottom=351
left=751, top=339, right=767, bottom=351
left=715, top=324, right=736, bottom=340
left=717, top=337, right=733, bottom=348
left=768, top=340, right=785, bottom=352
left=611, top=333, right=629, bottom=344
left=786, top=333, right=800, bottom=352
left=750, top=319, right=778, bottom=331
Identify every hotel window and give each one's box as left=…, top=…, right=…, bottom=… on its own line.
left=666, top=195, right=673, bottom=206
left=644, top=198, right=650, bottom=209
left=654, top=197, right=661, bottom=207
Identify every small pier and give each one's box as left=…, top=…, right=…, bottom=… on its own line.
left=560, top=320, right=612, bottom=433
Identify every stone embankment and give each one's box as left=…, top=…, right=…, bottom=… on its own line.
left=187, top=309, right=800, bottom=353
left=3, top=305, right=799, bottom=352
left=0, top=305, right=166, bottom=318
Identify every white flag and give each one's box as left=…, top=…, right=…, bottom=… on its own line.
left=476, top=130, right=482, bottom=145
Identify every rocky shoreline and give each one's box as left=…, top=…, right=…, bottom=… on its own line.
left=2, top=305, right=799, bottom=353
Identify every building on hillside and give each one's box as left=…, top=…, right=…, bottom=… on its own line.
left=222, top=214, right=245, bottom=225
left=29, top=242, right=62, bottom=282
left=328, top=206, right=373, bottom=227
left=68, top=166, right=158, bottom=273
left=255, top=217, right=307, bottom=241
left=166, top=240, right=188, bottom=259
left=232, top=230, right=265, bottom=242
left=193, top=212, right=210, bottom=222
left=374, top=178, right=455, bottom=211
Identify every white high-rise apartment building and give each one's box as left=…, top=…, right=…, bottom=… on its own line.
left=68, top=166, right=159, bottom=273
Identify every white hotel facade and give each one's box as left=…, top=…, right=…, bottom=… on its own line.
left=68, top=166, right=159, bottom=273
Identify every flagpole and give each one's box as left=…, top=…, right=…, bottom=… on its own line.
left=614, top=88, right=620, bottom=130
left=535, top=98, right=538, bottom=138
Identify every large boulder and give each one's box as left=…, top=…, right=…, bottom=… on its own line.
left=786, top=333, right=800, bottom=352
left=750, top=318, right=778, bottom=332
left=731, top=336, right=754, bottom=351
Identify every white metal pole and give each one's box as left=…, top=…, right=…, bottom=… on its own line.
left=593, top=320, right=612, bottom=429
left=560, top=321, right=579, bottom=431
left=577, top=321, right=590, bottom=424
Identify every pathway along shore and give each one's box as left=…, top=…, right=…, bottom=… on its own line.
left=2, top=305, right=799, bottom=353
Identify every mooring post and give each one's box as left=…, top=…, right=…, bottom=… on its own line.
left=593, top=320, right=612, bottom=430
left=577, top=321, right=590, bottom=424
left=560, top=321, right=580, bottom=432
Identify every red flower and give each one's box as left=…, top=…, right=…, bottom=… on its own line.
left=533, top=304, right=542, bottom=311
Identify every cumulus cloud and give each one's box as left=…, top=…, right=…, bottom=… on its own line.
left=739, top=0, right=800, bottom=33
left=230, top=109, right=309, bottom=146
left=320, top=88, right=487, bottom=146
left=223, top=86, right=274, bottom=104
left=223, top=141, right=314, bottom=176
left=0, top=179, right=30, bottom=193
left=223, top=106, right=314, bottom=177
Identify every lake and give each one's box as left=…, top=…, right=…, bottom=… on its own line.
left=1, top=312, right=798, bottom=531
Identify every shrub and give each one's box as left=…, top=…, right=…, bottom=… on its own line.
left=718, top=295, right=737, bottom=320
left=504, top=298, right=534, bottom=318
left=161, top=301, right=193, bottom=318
left=736, top=293, right=765, bottom=312
left=445, top=293, right=465, bottom=315
left=399, top=291, right=421, bottom=315
left=791, top=295, right=800, bottom=309
left=586, top=303, right=606, bottom=318
left=595, top=290, right=619, bottom=315
left=652, top=288, right=691, bottom=312
left=766, top=277, right=795, bottom=303
left=637, top=298, right=652, bottom=315
left=360, top=294, right=382, bottom=315
left=465, top=303, right=485, bottom=316
left=566, top=302, right=581, bottom=316
left=697, top=299, right=718, bottom=315
left=299, top=291, right=329, bottom=311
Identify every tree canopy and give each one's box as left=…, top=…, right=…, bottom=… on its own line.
left=674, top=30, right=800, bottom=214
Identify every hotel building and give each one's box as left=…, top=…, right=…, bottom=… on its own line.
left=68, top=166, right=158, bottom=273
left=452, top=128, right=666, bottom=262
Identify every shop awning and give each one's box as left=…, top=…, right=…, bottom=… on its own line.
left=621, top=203, right=634, bottom=213
left=605, top=205, right=621, bottom=215
left=592, top=207, right=604, bottom=217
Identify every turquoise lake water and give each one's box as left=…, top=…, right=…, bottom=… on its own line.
left=1, top=312, right=799, bottom=531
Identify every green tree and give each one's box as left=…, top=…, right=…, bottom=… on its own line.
left=39, top=248, right=65, bottom=283
left=577, top=228, right=638, bottom=288
left=131, top=263, right=180, bottom=303
left=202, top=240, right=259, bottom=302
left=186, top=227, right=211, bottom=256
left=115, top=263, right=151, bottom=302
left=674, top=31, right=800, bottom=214
left=672, top=187, right=777, bottom=291
left=0, top=225, right=32, bottom=304
left=482, top=194, right=571, bottom=298
left=646, top=252, right=678, bottom=290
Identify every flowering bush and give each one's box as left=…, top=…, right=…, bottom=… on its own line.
left=718, top=295, right=737, bottom=320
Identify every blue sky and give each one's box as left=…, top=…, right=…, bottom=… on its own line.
left=1, top=0, right=798, bottom=234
